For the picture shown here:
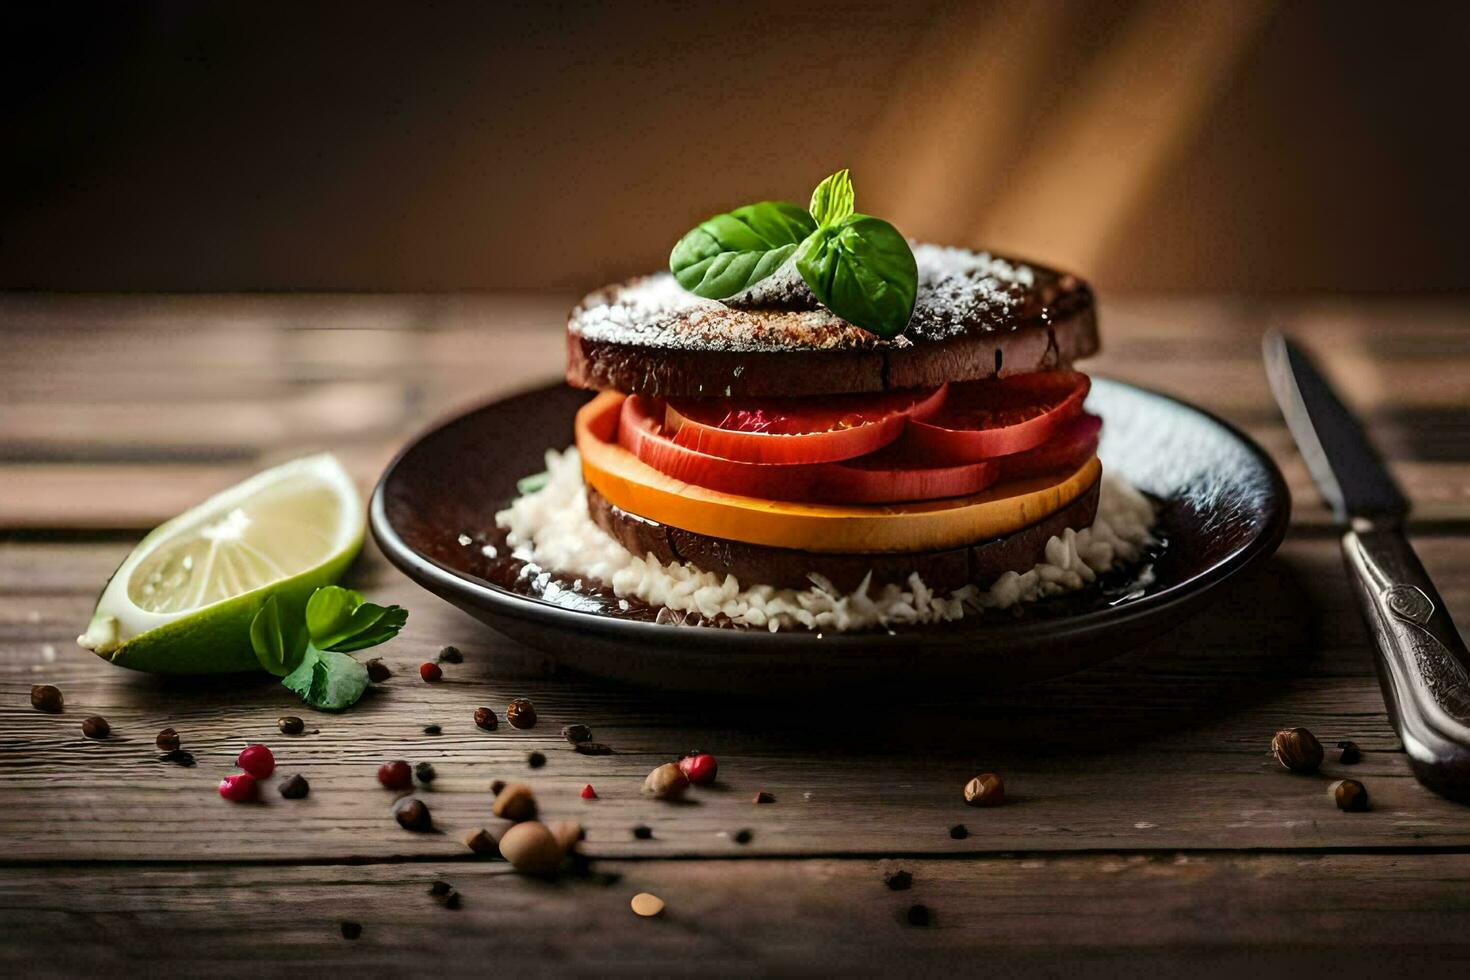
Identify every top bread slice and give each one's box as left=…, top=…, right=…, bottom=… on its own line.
left=565, top=244, right=1097, bottom=398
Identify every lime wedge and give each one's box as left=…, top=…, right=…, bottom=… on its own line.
left=78, top=453, right=365, bottom=674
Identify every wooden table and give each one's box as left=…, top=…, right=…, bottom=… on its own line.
left=3, top=294, right=1469, bottom=975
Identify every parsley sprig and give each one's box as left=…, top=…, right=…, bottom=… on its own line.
left=249, top=586, right=407, bottom=711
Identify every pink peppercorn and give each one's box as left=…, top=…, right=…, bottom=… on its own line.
left=218, top=772, right=257, bottom=803
left=580, top=784, right=597, bottom=800
left=237, top=744, right=275, bottom=778
left=419, top=662, right=443, bottom=683
left=678, top=753, right=718, bottom=786
left=377, top=760, right=412, bottom=790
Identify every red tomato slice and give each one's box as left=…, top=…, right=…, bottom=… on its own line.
left=999, top=412, right=1102, bottom=481
left=905, top=371, right=1090, bottom=463
left=664, top=386, right=946, bottom=464
left=620, top=394, right=998, bottom=504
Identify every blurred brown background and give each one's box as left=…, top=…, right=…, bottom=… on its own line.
left=3, top=0, right=1468, bottom=294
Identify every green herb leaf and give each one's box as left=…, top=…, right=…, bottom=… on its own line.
left=282, top=645, right=369, bottom=712
left=795, top=215, right=917, bottom=339
left=669, top=201, right=817, bottom=299
left=516, top=470, right=550, bottom=495
left=808, top=169, right=854, bottom=227
left=249, top=595, right=308, bottom=677
left=305, top=585, right=407, bottom=653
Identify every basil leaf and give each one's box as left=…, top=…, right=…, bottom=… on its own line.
left=794, top=215, right=917, bottom=339
left=669, top=201, right=817, bottom=299
left=305, top=586, right=363, bottom=645
left=808, top=169, right=854, bottom=227
left=282, top=645, right=369, bottom=712
left=249, top=595, right=308, bottom=677
left=322, top=603, right=408, bottom=653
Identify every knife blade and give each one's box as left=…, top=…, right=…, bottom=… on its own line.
left=1263, top=329, right=1470, bottom=803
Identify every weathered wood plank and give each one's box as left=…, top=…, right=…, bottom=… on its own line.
left=3, top=855, right=1470, bottom=974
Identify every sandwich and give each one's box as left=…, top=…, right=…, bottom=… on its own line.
left=497, top=170, right=1154, bottom=631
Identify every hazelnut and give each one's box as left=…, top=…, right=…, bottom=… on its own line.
left=1332, top=778, right=1370, bottom=812
left=492, top=782, right=538, bottom=822
left=963, top=773, right=1004, bottom=807
left=497, top=821, right=564, bottom=875
left=1271, top=727, right=1323, bottom=773
left=506, top=698, right=537, bottom=729
left=642, top=762, right=690, bottom=800
left=81, top=716, right=110, bottom=739
left=473, top=707, right=498, bottom=731
left=463, top=827, right=500, bottom=856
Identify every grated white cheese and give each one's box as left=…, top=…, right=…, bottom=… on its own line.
left=494, top=448, right=1156, bottom=633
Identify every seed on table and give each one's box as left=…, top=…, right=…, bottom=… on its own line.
left=581, top=784, right=597, bottom=800
left=30, top=685, right=63, bottom=713
left=642, top=763, right=689, bottom=800
left=905, top=904, right=933, bottom=927
left=574, top=741, right=613, bottom=755
left=949, top=824, right=968, bottom=840
left=474, top=707, right=498, bottom=731
left=155, top=727, right=180, bottom=752
left=630, top=892, right=665, bottom=918
left=1271, top=727, right=1323, bottom=774
left=378, top=760, right=413, bottom=790
left=884, top=870, right=913, bottom=891
left=428, top=880, right=452, bottom=897
left=527, top=751, right=546, bottom=769
left=237, top=744, right=275, bottom=778
left=1332, top=778, right=1370, bottom=812
left=423, top=724, right=442, bottom=736
left=394, top=797, right=433, bottom=832
left=732, top=828, right=753, bottom=845
left=278, top=774, right=310, bottom=799
left=437, top=645, right=463, bottom=664
left=1337, top=740, right=1362, bottom=764
left=498, top=821, right=564, bottom=875
left=218, top=773, right=257, bottom=803
left=415, top=762, right=436, bottom=784
left=506, top=698, right=537, bottom=729
left=492, top=783, right=537, bottom=822
left=339, top=921, right=362, bottom=940
left=490, top=779, right=507, bottom=796
left=419, top=662, right=443, bottom=683
left=753, top=791, right=775, bottom=804
left=678, top=752, right=718, bottom=786
left=632, top=825, right=653, bottom=840
left=81, top=716, right=110, bottom=739
left=963, top=773, right=1005, bottom=807
left=278, top=716, right=305, bottom=736
left=365, top=658, right=391, bottom=683
left=463, top=828, right=500, bottom=855
left=561, top=724, right=592, bottom=744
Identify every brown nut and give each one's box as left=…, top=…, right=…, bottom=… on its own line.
left=548, top=820, right=585, bottom=852
left=155, top=727, right=181, bottom=752
left=642, top=762, right=690, bottom=800
left=492, top=782, right=538, bottom=822
left=30, top=685, right=63, bottom=713
left=393, top=797, right=433, bottom=832
left=497, top=821, right=564, bottom=875
left=365, top=658, right=391, bottom=683
left=1271, top=727, right=1323, bottom=774
left=473, top=706, right=498, bottom=731
left=81, top=716, right=110, bottom=739
left=506, top=698, right=537, bottom=729
left=963, top=773, right=1005, bottom=807
left=1331, top=778, right=1370, bottom=812
left=462, top=827, right=500, bottom=856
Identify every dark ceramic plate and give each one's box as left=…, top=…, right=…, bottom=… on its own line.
left=371, top=379, right=1289, bottom=694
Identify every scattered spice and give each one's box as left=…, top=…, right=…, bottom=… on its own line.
left=732, top=828, right=753, bottom=845
left=237, top=744, right=275, bottom=779
left=506, top=698, right=537, bottom=729
left=632, top=824, right=653, bottom=840
left=423, top=724, right=442, bottom=736
left=963, top=773, right=1005, bottom=807
left=160, top=749, right=196, bottom=767
left=527, top=751, right=547, bottom=769
left=561, top=724, right=593, bottom=744
left=574, top=741, right=613, bottom=755
left=279, top=773, right=310, bottom=799
left=753, top=791, right=775, bottom=804
left=1332, top=778, right=1370, bottom=812
left=581, top=784, right=597, bottom=800
left=419, top=662, right=443, bottom=683
left=1337, top=740, right=1363, bottom=765
left=498, top=821, right=564, bottom=875
left=642, top=763, right=690, bottom=800
left=949, top=824, right=968, bottom=840
left=155, top=727, right=181, bottom=752
left=278, top=716, right=305, bottom=736
left=905, top=903, right=933, bottom=927
left=437, top=645, right=463, bottom=664
left=474, top=707, right=498, bottom=731
left=415, top=762, right=437, bottom=784
left=490, top=778, right=507, bottom=796
left=366, top=658, right=391, bottom=683
left=492, top=783, right=537, bottom=822
left=218, top=773, right=257, bottom=803
left=678, top=753, right=718, bottom=786
left=463, top=827, right=500, bottom=856
left=630, top=892, right=665, bottom=918
left=30, top=685, right=63, bottom=713
left=428, top=880, right=452, bottom=897
left=378, top=760, right=413, bottom=790
left=443, top=892, right=461, bottom=910
left=394, top=797, right=433, bottom=832
left=884, top=870, right=913, bottom=891
left=1272, top=727, right=1324, bottom=773
left=340, top=921, right=362, bottom=940
left=81, top=716, right=110, bottom=739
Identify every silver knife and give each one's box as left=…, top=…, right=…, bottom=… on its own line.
left=1264, top=330, right=1470, bottom=803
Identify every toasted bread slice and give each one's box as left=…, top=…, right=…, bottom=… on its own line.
left=566, top=244, right=1096, bottom=398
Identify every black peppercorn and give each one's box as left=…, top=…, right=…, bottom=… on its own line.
left=443, top=892, right=461, bottom=910
left=527, top=751, right=546, bottom=769
left=423, top=724, right=442, bottom=736
left=561, top=724, right=592, bottom=744
left=81, top=716, right=110, bottom=739
left=506, top=698, right=537, bottom=729
left=365, top=658, right=391, bottom=683
left=732, top=828, right=753, bottom=845
left=1332, top=779, right=1370, bottom=812
left=415, top=762, right=436, bottom=784
left=949, top=824, right=968, bottom=840
left=573, top=741, right=613, bottom=755
left=753, top=791, right=775, bottom=804
left=1272, top=727, right=1324, bottom=773
left=490, top=779, right=506, bottom=796
left=428, top=880, right=452, bottom=897
left=437, top=645, right=463, bottom=664
left=394, top=797, right=433, bottom=832
left=279, top=774, right=310, bottom=799
left=340, top=921, right=362, bottom=940
left=632, top=824, right=653, bottom=840
left=884, top=870, right=913, bottom=891
left=30, top=685, right=63, bottom=713
left=1337, top=740, right=1362, bottom=765
left=278, top=716, right=305, bottom=736
left=906, top=904, right=933, bottom=927
left=155, top=727, right=180, bottom=752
